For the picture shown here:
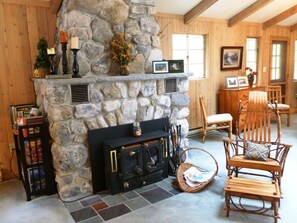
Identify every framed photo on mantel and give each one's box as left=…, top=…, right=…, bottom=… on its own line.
left=168, top=60, right=184, bottom=73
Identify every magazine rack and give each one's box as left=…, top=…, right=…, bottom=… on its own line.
left=13, top=118, right=55, bottom=201
left=176, top=148, right=218, bottom=192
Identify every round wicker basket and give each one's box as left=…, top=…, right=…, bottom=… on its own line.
left=176, top=148, right=218, bottom=193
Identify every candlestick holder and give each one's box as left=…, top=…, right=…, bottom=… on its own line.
left=61, top=43, right=68, bottom=74
left=48, top=54, right=57, bottom=74
left=71, top=49, right=81, bottom=78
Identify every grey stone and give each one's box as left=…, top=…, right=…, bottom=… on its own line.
left=101, top=83, right=128, bottom=99
left=67, top=0, right=100, bottom=16
left=46, top=85, right=70, bottom=105
left=134, top=33, right=151, bottom=46
left=141, top=81, right=156, bottom=97
left=121, top=99, right=138, bottom=121
left=177, top=78, right=189, bottom=93
left=91, top=53, right=111, bottom=75
left=51, top=142, right=88, bottom=171
left=130, top=5, right=146, bottom=15
left=98, top=0, right=129, bottom=24
left=151, top=36, right=160, bottom=48
left=89, top=88, right=102, bottom=104
left=171, top=92, right=190, bottom=106
left=67, top=10, right=92, bottom=28
left=47, top=106, right=73, bottom=121
left=146, top=6, right=156, bottom=15
left=157, top=80, right=165, bottom=95
left=81, top=42, right=105, bottom=60
left=175, top=118, right=189, bottom=138
left=84, top=118, right=100, bottom=130
left=102, top=100, right=121, bottom=112
left=129, top=54, right=145, bottom=74
left=145, top=49, right=162, bottom=73
left=104, top=112, right=117, bottom=126
left=50, top=121, right=72, bottom=146
left=154, top=105, right=163, bottom=119
left=91, top=18, right=113, bottom=45
left=137, top=105, right=154, bottom=121
left=140, top=16, right=159, bottom=35
left=138, top=97, right=151, bottom=107
left=128, top=81, right=141, bottom=98
left=157, top=95, right=171, bottom=107
left=74, top=104, right=101, bottom=119
left=131, top=0, right=155, bottom=5
left=97, top=115, right=109, bottom=128
left=178, top=107, right=190, bottom=119
left=124, top=19, right=142, bottom=36
left=70, top=119, right=88, bottom=143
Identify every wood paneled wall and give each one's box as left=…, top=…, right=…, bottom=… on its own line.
left=0, top=1, right=56, bottom=180
left=155, top=13, right=297, bottom=129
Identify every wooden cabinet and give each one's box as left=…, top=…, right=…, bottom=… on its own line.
left=219, top=86, right=265, bottom=134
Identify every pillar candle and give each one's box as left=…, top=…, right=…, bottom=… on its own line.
left=60, top=31, right=68, bottom=43
left=47, top=48, right=55, bottom=55
left=71, top=37, right=79, bottom=49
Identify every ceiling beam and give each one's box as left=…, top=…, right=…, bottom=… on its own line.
left=184, top=0, right=218, bottom=24
left=228, top=0, right=272, bottom=27
left=290, top=22, right=297, bottom=32
left=0, top=0, right=50, bottom=7
left=263, top=4, right=297, bottom=29
left=50, top=0, right=62, bottom=14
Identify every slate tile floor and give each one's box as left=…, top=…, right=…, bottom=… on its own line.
left=64, top=177, right=182, bottom=222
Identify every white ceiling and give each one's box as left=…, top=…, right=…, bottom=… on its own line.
left=155, top=0, right=297, bottom=26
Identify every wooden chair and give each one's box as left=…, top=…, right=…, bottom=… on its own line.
left=199, top=95, right=232, bottom=143
left=223, top=91, right=291, bottom=191
left=266, top=85, right=291, bottom=127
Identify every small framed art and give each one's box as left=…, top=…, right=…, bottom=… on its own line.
left=220, top=46, right=243, bottom=71
left=168, top=60, right=184, bottom=73
left=237, top=76, right=248, bottom=87
left=226, top=76, right=239, bottom=88
left=152, top=61, right=169, bottom=74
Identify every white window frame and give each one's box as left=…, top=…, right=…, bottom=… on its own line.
left=246, top=37, right=258, bottom=73
left=172, top=34, right=206, bottom=78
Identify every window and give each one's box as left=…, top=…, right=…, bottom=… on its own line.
left=271, top=43, right=281, bottom=80
left=172, top=34, right=205, bottom=78
left=246, top=38, right=258, bottom=72
left=294, top=40, right=297, bottom=80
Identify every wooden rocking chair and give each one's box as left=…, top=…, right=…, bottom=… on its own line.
left=223, top=91, right=291, bottom=191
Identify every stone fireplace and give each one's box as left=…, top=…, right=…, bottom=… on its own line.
left=31, top=0, right=191, bottom=200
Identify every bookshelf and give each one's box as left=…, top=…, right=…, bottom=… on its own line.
left=13, top=118, right=55, bottom=201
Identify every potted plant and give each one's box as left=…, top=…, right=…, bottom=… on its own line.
left=34, top=37, right=50, bottom=77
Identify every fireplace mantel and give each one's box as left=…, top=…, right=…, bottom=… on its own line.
left=32, top=73, right=192, bottom=85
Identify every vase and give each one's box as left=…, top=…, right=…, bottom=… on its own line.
left=119, top=66, right=129, bottom=76
left=248, top=78, right=254, bottom=87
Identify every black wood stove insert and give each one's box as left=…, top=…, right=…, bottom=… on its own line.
left=104, top=130, right=169, bottom=194
left=88, top=118, right=170, bottom=194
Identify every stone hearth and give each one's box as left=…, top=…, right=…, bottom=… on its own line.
left=32, top=73, right=191, bottom=200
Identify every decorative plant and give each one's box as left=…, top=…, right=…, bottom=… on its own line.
left=244, top=67, right=257, bottom=81
left=34, top=37, right=50, bottom=69
left=110, top=33, right=136, bottom=67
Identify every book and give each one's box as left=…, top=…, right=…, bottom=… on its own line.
left=28, top=166, right=46, bottom=192
left=24, top=139, right=43, bottom=165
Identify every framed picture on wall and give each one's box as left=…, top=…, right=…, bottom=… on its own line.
left=226, top=76, right=239, bottom=88
left=152, top=61, right=169, bottom=74
left=237, top=76, right=248, bottom=87
left=220, top=46, right=243, bottom=71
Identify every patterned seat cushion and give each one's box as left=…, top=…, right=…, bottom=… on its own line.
left=244, top=141, right=270, bottom=161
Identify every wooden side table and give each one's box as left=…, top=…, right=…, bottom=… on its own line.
left=224, top=177, right=281, bottom=223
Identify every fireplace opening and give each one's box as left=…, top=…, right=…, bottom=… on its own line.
left=88, top=118, right=170, bottom=194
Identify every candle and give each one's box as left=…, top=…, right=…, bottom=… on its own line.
left=60, top=31, right=68, bottom=43
left=47, top=48, right=55, bottom=55
left=71, top=37, right=79, bottom=49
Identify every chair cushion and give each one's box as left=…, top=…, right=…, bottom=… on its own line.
left=244, top=141, right=270, bottom=161
left=207, top=113, right=232, bottom=124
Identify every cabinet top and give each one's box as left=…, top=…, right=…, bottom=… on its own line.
left=220, top=86, right=265, bottom=91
